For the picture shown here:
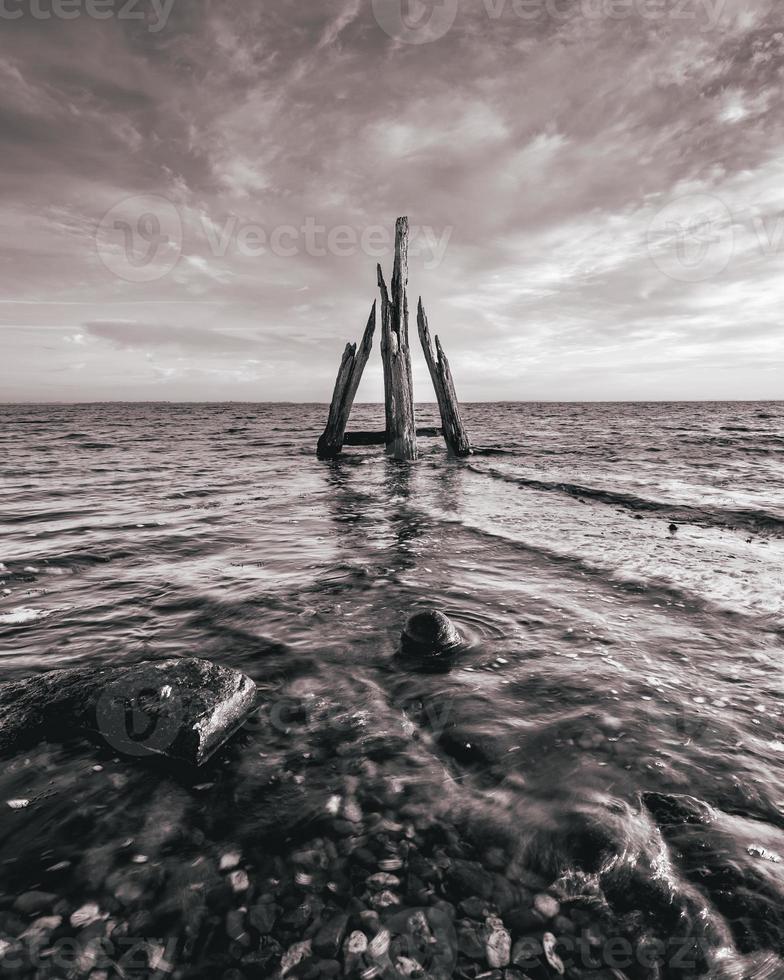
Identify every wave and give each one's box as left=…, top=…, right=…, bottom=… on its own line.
left=468, top=463, right=784, bottom=536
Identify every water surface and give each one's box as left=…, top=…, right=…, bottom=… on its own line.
left=1, top=402, right=783, bottom=979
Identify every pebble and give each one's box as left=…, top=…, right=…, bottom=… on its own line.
left=542, top=931, right=565, bottom=975
left=248, top=902, right=277, bottom=935
left=395, top=956, right=422, bottom=977
left=366, top=872, right=400, bottom=890
left=485, top=916, right=511, bottom=968
left=13, top=891, right=58, bottom=915
left=18, top=915, right=62, bottom=940
left=228, top=870, right=250, bottom=893
left=345, top=931, right=368, bottom=955
left=71, top=903, right=102, bottom=928
left=459, top=896, right=488, bottom=918
left=6, top=799, right=30, bottom=810
left=220, top=850, right=242, bottom=871
left=280, top=939, right=312, bottom=976
left=313, top=914, right=349, bottom=958
left=371, top=890, right=400, bottom=909
left=533, top=893, right=560, bottom=920
left=226, top=909, right=250, bottom=946
left=367, top=928, right=391, bottom=959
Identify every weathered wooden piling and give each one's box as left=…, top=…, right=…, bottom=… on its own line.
left=417, top=298, right=471, bottom=457
left=316, top=303, right=376, bottom=459
left=377, top=217, right=418, bottom=461
left=316, top=215, right=470, bottom=461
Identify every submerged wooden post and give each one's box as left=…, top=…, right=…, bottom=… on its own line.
left=317, top=303, right=376, bottom=459
left=417, top=298, right=471, bottom=456
left=377, top=217, right=418, bottom=461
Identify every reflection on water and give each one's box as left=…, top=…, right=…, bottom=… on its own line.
left=0, top=402, right=783, bottom=978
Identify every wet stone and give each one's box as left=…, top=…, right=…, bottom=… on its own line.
left=459, top=897, right=488, bottom=919
left=505, top=907, right=542, bottom=936
left=313, top=913, right=349, bottom=958
left=13, top=891, right=58, bottom=916
left=457, top=920, right=486, bottom=960
left=0, top=657, right=257, bottom=765
left=485, top=916, right=511, bottom=968
left=249, top=901, right=277, bottom=935
left=401, top=610, right=462, bottom=658
left=532, top=894, right=560, bottom=920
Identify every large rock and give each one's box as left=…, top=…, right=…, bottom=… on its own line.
left=400, top=610, right=462, bottom=661
left=0, top=658, right=256, bottom=765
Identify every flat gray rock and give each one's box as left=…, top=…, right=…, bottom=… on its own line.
left=0, top=658, right=256, bottom=766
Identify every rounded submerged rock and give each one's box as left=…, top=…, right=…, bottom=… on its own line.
left=401, top=610, right=462, bottom=659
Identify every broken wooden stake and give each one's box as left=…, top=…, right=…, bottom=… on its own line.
left=378, top=217, right=418, bottom=461
left=417, top=298, right=471, bottom=456
left=316, top=216, right=470, bottom=461
left=316, top=302, right=376, bottom=459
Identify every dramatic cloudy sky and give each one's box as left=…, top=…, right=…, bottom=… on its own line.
left=1, top=0, right=783, bottom=401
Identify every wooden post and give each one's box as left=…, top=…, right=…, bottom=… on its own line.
left=377, top=217, right=418, bottom=461
left=316, top=303, right=376, bottom=459
left=417, top=297, right=471, bottom=457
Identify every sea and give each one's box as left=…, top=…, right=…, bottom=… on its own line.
left=0, top=401, right=783, bottom=980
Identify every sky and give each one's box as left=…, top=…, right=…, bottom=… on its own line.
left=1, top=0, right=783, bottom=402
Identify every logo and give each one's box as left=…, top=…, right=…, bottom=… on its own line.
left=647, top=193, right=734, bottom=283
left=95, top=677, right=186, bottom=757
left=372, top=0, right=458, bottom=44
left=96, top=194, right=183, bottom=282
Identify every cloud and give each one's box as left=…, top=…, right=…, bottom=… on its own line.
left=0, top=0, right=782, bottom=400
left=84, top=321, right=259, bottom=354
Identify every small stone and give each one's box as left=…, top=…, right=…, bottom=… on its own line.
left=220, top=850, right=242, bottom=871
left=19, top=915, right=62, bottom=940
left=6, top=799, right=30, bottom=810
left=511, top=936, right=541, bottom=968
left=485, top=916, right=511, bottom=968
left=313, top=914, right=349, bottom=958
left=360, top=909, right=380, bottom=933
left=367, top=872, right=401, bottom=890
left=457, top=920, right=486, bottom=960
left=226, top=909, right=250, bottom=946
left=345, top=931, right=368, bottom=955
left=228, top=870, right=250, bottom=893
left=281, top=939, right=312, bottom=976
left=505, top=907, right=541, bottom=935
left=13, top=891, right=58, bottom=915
left=248, top=902, right=277, bottom=935
left=71, top=903, right=102, bottom=928
left=371, top=890, right=400, bottom=909
left=459, top=897, right=487, bottom=919
left=532, top=894, right=559, bottom=920
left=367, top=928, right=391, bottom=959
left=542, top=932, right=564, bottom=975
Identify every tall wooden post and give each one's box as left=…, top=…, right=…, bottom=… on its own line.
left=377, top=217, right=418, bottom=461
left=417, top=298, right=471, bottom=456
left=317, top=303, right=376, bottom=459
